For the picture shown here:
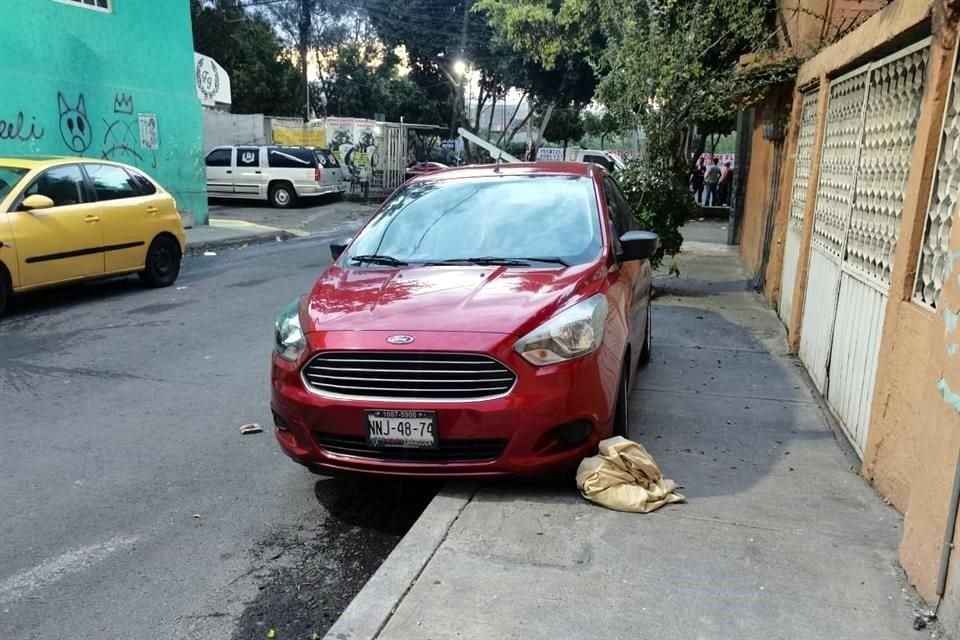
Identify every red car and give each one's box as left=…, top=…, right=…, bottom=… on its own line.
left=271, top=162, right=658, bottom=477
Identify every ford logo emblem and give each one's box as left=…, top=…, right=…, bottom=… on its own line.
left=386, top=335, right=415, bottom=345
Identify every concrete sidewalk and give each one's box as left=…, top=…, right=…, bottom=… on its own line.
left=326, top=234, right=937, bottom=639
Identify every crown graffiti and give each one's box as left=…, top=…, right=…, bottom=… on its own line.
left=113, top=93, right=134, bottom=114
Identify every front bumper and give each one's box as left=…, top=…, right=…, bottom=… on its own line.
left=270, top=330, right=619, bottom=477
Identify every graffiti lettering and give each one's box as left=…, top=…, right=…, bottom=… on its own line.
left=57, top=92, right=93, bottom=154
left=0, top=111, right=45, bottom=142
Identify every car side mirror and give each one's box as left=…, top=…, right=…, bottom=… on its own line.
left=20, top=194, right=54, bottom=211
left=330, top=237, right=352, bottom=261
left=619, top=230, right=660, bottom=262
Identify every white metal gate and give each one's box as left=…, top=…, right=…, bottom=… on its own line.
left=371, top=123, right=407, bottom=194
left=799, top=39, right=930, bottom=454
left=779, top=90, right=821, bottom=326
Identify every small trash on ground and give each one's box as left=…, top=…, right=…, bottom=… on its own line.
left=203, top=250, right=217, bottom=257
left=192, top=514, right=201, bottom=519
left=267, top=629, right=276, bottom=639
left=240, top=423, right=264, bottom=435
left=176, top=286, right=188, bottom=290
left=576, top=436, right=685, bottom=513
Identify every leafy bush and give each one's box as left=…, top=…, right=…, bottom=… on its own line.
left=615, top=161, right=696, bottom=269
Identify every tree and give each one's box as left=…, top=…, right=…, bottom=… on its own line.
left=191, top=0, right=304, bottom=116
left=541, top=105, right=584, bottom=152
left=582, top=109, right=623, bottom=149
left=323, top=43, right=445, bottom=123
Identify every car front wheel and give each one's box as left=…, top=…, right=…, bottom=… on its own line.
left=139, top=236, right=181, bottom=288
left=612, top=358, right=631, bottom=438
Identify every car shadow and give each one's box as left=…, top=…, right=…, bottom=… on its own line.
left=312, top=474, right=441, bottom=536
left=2, top=275, right=150, bottom=321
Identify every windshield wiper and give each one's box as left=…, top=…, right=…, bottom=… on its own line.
left=349, top=254, right=409, bottom=267
left=424, top=256, right=570, bottom=267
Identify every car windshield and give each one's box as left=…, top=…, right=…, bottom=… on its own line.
left=345, top=175, right=601, bottom=266
left=0, top=166, right=28, bottom=202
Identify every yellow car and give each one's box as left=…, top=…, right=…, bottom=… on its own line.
left=0, top=157, right=186, bottom=316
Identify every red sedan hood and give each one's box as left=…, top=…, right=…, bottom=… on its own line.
left=304, top=264, right=600, bottom=336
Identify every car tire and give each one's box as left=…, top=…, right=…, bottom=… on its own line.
left=612, top=359, right=631, bottom=438
left=0, top=267, right=9, bottom=318
left=270, top=183, right=296, bottom=208
left=638, top=303, right=652, bottom=367
left=139, top=235, right=181, bottom=288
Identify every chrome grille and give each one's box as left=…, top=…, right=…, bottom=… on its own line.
left=302, top=351, right=516, bottom=400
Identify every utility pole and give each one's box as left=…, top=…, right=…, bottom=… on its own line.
left=299, top=0, right=315, bottom=122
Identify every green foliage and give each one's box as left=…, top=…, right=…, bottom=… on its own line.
left=191, top=0, right=304, bottom=116
left=324, top=43, right=444, bottom=123
left=582, top=110, right=623, bottom=148
left=541, top=106, right=584, bottom=146
left=615, top=161, right=697, bottom=269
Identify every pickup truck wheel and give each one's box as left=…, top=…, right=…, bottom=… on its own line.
left=270, top=183, right=295, bottom=208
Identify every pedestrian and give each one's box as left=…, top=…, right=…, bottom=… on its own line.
left=704, top=157, right=722, bottom=206
left=689, top=159, right=705, bottom=205
left=718, top=161, right=733, bottom=206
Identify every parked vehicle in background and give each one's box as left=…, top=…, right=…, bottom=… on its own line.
left=538, top=148, right=627, bottom=173
left=271, top=161, right=659, bottom=478
left=0, top=157, right=186, bottom=317
left=205, top=145, right=345, bottom=208
left=405, top=161, right=448, bottom=181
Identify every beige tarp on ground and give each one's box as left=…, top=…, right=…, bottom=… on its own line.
left=576, top=436, right=685, bottom=513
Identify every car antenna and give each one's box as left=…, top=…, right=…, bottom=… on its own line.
left=494, top=151, right=502, bottom=174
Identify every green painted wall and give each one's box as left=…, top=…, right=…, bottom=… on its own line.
left=0, top=0, right=208, bottom=224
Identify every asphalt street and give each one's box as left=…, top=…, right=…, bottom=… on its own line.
left=0, top=232, right=438, bottom=639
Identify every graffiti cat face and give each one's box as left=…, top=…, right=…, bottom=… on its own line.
left=57, top=93, right=92, bottom=153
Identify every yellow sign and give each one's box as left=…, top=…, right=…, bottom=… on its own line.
left=272, top=126, right=327, bottom=147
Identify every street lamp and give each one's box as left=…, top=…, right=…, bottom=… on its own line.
left=452, top=59, right=468, bottom=77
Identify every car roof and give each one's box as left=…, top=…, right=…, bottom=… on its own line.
left=408, top=161, right=595, bottom=185
left=0, top=156, right=147, bottom=172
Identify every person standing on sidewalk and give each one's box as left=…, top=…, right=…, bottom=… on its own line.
left=704, top=157, right=722, bottom=206
left=718, top=161, right=733, bottom=206
left=689, top=159, right=705, bottom=204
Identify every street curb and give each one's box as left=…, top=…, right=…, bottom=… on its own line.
left=323, top=483, right=478, bottom=640
left=184, top=230, right=299, bottom=256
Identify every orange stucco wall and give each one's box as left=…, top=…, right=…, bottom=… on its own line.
left=741, top=0, right=960, bottom=614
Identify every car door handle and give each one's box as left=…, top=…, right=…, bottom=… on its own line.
left=226, top=170, right=233, bottom=174
left=146, top=206, right=159, bottom=215
left=255, top=171, right=262, bottom=174
left=85, top=215, right=100, bottom=223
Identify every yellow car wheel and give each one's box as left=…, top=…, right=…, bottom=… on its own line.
left=0, top=266, right=9, bottom=318
left=139, top=235, right=182, bottom=288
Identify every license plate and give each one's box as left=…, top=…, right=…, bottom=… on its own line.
left=366, top=410, right=437, bottom=449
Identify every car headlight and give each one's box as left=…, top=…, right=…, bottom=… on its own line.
left=514, top=294, right=609, bottom=366
left=274, top=298, right=306, bottom=362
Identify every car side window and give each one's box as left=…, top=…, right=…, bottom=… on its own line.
left=21, top=165, right=87, bottom=208
left=317, top=150, right=339, bottom=169
left=603, top=177, right=629, bottom=237
left=206, top=148, right=232, bottom=167
left=85, top=164, right=138, bottom=201
left=268, top=148, right=315, bottom=169
left=237, top=147, right=260, bottom=168
left=125, top=168, right=157, bottom=196
left=606, top=177, right=638, bottom=231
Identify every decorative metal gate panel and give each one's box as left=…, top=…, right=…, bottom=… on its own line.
left=780, top=90, right=821, bottom=326
left=799, top=68, right=870, bottom=387
left=371, top=124, right=407, bottom=194
left=799, top=39, right=929, bottom=454
left=915, top=48, right=960, bottom=310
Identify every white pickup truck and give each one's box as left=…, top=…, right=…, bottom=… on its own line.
left=537, top=147, right=627, bottom=172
